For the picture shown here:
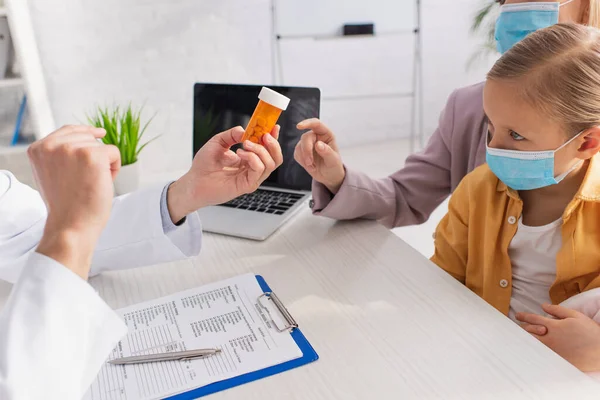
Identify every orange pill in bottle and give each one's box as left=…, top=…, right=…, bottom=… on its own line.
left=242, top=87, right=290, bottom=144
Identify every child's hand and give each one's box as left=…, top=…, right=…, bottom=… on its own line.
left=294, top=119, right=345, bottom=194
left=516, top=304, right=600, bottom=372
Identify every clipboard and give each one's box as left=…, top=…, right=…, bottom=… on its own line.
left=164, top=275, right=319, bottom=399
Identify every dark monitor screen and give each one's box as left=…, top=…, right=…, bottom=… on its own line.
left=193, top=83, right=320, bottom=191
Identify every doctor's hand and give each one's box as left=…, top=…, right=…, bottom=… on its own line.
left=28, top=125, right=121, bottom=279
left=294, top=118, right=345, bottom=194
left=516, top=304, right=600, bottom=372
left=166, top=125, right=283, bottom=221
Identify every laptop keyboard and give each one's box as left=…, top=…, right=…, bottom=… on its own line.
left=219, top=189, right=304, bottom=215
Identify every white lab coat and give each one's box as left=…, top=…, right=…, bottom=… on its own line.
left=0, top=171, right=203, bottom=399
left=0, top=171, right=203, bottom=283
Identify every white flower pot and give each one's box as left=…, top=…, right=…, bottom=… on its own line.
left=114, top=162, right=140, bottom=195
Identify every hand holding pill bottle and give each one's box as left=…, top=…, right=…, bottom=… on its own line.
left=242, top=87, right=290, bottom=144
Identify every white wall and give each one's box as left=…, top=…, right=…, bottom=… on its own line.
left=26, top=0, right=274, bottom=174
left=22, top=0, right=497, bottom=175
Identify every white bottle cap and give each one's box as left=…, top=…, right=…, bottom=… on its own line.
left=258, top=87, right=290, bottom=110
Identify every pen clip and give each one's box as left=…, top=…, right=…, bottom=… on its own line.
left=258, top=291, right=298, bottom=333
left=180, top=355, right=211, bottom=362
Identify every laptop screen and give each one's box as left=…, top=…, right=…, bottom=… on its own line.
left=193, top=83, right=320, bottom=191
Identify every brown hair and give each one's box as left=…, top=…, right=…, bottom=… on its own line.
left=487, top=23, right=600, bottom=136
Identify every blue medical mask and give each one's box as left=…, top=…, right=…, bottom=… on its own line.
left=495, top=1, right=573, bottom=54
left=486, top=131, right=584, bottom=191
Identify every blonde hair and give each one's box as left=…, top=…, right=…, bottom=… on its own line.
left=488, top=23, right=600, bottom=136
left=589, top=0, right=600, bottom=28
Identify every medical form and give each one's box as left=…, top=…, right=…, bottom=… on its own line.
left=84, top=274, right=303, bottom=400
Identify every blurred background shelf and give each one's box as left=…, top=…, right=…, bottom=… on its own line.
left=0, top=143, right=27, bottom=151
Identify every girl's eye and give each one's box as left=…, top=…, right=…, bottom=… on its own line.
left=509, top=130, right=525, bottom=141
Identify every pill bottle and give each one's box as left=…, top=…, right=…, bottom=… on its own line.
left=242, top=87, right=290, bottom=144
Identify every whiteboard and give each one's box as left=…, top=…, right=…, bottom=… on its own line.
left=278, top=34, right=414, bottom=98
left=274, top=0, right=416, bottom=37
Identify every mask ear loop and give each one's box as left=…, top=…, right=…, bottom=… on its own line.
left=555, top=130, right=585, bottom=153
left=560, top=0, right=575, bottom=6
left=554, top=129, right=586, bottom=182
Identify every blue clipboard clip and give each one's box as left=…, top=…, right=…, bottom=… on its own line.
left=258, top=291, right=298, bottom=333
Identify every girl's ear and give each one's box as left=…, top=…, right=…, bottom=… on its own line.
left=577, top=126, right=600, bottom=159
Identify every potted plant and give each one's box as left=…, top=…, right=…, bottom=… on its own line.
left=88, top=105, right=157, bottom=195
left=468, top=0, right=500, bottom=69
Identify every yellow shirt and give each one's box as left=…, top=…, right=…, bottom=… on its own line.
left=431, top=156, right=600, bottom=315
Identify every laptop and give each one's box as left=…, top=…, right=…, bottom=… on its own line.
left=193, top=83, right=320, bottom=240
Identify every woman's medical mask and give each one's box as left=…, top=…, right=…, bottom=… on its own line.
left=486, top=131, right=584, bottom=191
left=495, top=1, right=574, bottom=54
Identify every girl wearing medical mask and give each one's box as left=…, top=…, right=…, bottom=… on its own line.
left=432, top=23, right=600, bottom=373
left=294, top=1, right=600, bottom=373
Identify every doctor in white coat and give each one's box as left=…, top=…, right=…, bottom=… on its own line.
left=0, top=124, right=283, bottom=399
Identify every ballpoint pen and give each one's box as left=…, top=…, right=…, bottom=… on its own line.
left=108, top=348, right=221, bottom=365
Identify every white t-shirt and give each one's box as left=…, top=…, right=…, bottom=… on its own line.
left=507, top=217, right=562, bottom=323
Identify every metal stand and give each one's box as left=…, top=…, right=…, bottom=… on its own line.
left=410, top=0, right=424, bottom=151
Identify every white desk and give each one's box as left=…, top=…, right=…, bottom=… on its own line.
left=0, top=208, right=598, bottom=399
left=90, top=209, right=600, bottom=399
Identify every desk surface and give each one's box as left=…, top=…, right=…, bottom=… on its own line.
left=1, top=208, right=598, bottom=399
left=88, top=208, right=600, bottom=399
